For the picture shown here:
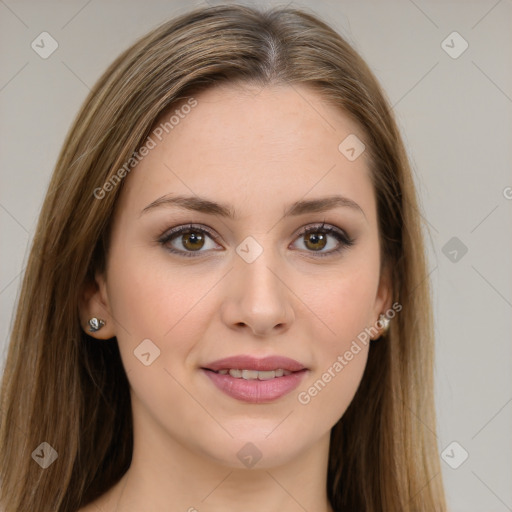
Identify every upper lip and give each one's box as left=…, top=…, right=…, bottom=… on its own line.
left=203, top=355, right=306, bottom=372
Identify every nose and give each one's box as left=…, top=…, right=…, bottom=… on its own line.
left=220, top=247, right=294, bottom=337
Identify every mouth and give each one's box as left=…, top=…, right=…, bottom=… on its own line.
left=207, top=368, right=294, bottom=380
left=201, top=355, right=308, bottom=403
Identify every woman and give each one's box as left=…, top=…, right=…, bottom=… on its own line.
left=0, top=4, right=447, bottom=511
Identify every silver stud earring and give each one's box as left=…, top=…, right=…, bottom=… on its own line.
left=378, top=314, right=390, bottom=336
left=88, top=317, right=106, bottom=333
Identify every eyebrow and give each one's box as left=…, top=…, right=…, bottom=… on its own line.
left=140, top=193, right=366, bottom=220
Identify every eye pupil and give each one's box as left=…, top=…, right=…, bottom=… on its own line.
left=304, top=232, right=327, bottom=251
left=182, top=231, right=205, bottom=251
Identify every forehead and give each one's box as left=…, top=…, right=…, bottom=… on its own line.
left=163, top=82, right=364, bottom=160
left=116, top=83, right=375, bottom=222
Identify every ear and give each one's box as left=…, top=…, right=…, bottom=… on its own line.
left=371, top=262, right=393, bottom=339
left=78, top=271, right=116, bottom=340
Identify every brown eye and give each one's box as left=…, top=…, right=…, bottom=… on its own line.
left=291, top=224, right=354, bottom=257
left=181, top=230, right=205, bottom=251
left=159, top=224, right=221, bottom=258
left=303, top=232, right=327, bottom=251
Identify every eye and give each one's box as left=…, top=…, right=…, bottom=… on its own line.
left=158, top=224, right=221, bottom=257
left=158, top=222, right=354, bottom=258
left=290, top=222, right=354, bottom=257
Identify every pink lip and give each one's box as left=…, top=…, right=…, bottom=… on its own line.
left=203, top=355, right=306, bottom=372
left=202, top=355, right=308, bottom=403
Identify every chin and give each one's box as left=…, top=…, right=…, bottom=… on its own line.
left=190, top=419, right=322, bottom=470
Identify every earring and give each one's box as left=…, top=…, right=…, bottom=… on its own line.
left=378, top=314, right=390, bottom=336
left=88, top=317, right=106, bottom=333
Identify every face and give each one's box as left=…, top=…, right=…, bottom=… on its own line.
left=83, top=82, right=391, bottom=469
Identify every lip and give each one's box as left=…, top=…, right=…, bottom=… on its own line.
left=203, top=355, right=306, bottom=372
left=202, top=355, right=308, bottom=404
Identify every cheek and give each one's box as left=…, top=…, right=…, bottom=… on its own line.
left=296, top=343, right=369, bottom=431
left=294, top=276, right=373, bottom=427
left=303, top=261, right=380, bottom=346
left=104, top=253, right=214, bottom=426
left=292, top=257, right=378, bottom=422
left=105, top=250, right=220, bottom=370
left=108, top=246, right=185, bottom=331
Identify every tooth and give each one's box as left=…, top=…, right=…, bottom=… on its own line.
left=257, top=370, right=276, bottom=380
left=223, top=368, right=293, bottom=379
left=241, top=370, right=259, bottom=380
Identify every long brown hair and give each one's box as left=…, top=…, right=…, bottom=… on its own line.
left=0, top=5, right=446, bottom=511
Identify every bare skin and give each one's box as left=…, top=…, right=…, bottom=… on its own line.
left=79, top=82, right=391, bottom=512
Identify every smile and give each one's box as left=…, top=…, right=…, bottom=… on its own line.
left=202, top=355, right=308, bottom=403
left=212, top=369, right=292, bottom=380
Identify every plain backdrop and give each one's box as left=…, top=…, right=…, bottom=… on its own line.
left=1, top=1, right=511, bottom=511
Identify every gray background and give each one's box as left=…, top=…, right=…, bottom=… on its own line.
left=1, top=1, right=511, bottom=510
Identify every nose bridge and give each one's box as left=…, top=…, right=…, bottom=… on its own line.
left=235, top=237, right=284, bottom=303
left=223, top=235, right=293, bottom=334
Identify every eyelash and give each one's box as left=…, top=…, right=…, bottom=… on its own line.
left=157, top=222, right=355, bottom=259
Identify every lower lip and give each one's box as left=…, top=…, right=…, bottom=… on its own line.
left=203, top=369, right=307, bottom=403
